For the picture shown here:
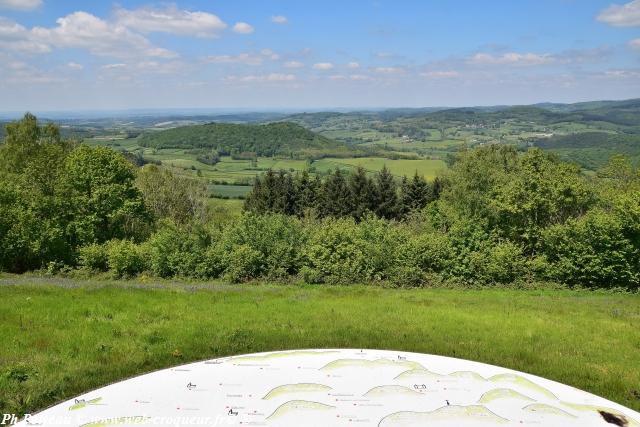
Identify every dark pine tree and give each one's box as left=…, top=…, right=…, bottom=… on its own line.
left=281, top=171, right=297, bottom=215
left=262, top=169, right=278, bottom=212
left=398, top=175, right=410, bottom=218
left=349, top=167, right=375, bottom=220
left=244, top=176, right=264, bottom=213
left=320, top=168, right=352, bottom=217
left=405, top=171, right=430, bottom=211
left=431, top=176, right=444, bottom=201
left=374, top=165, right=399, bottom=220
left=295, top=170, right=318, bottom=216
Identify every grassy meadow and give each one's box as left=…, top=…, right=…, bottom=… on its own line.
left=1, top=276, right=639, bottom=415
left=85, top=137, right=448, bottom=193
left=312, top=157, right=446, bottom=179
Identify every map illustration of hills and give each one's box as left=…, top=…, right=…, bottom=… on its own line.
left=20, top=349, right=640, bottom=426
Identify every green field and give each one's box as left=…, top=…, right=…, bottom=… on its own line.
left=206, top=197, right=244, bottom=220
left=313, top=157, right=446, bottom=179
left=85, top=136, right=449, bottom=186
left=1, top=277, right=639, bottom=415
left=209, top=184, right=252, bottom=198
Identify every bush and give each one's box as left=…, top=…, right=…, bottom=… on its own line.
left=145, top=223, right=209, bottom=278
left=469, top=241, right=528, bottom=285
left=106, top=240, right=146, bottom=278
left=395, top=232, right=453, bottom=274
left=223, top=244, right=264, bottom=283
left=302, top=215, right=401, bottom=284
left=198, top=244, right=226, bottom=279
left=77, top=243, right=109, bottom=272
left=219, top=214, right=305, bottom=280
left=542, top=209, right=639, bottom=288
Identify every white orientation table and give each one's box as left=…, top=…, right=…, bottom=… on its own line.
left=18, top=349, right=640, bottom=427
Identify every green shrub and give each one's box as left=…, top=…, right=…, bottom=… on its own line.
left=302, top=215, right=400, bottom=284
left=106, top=240, right=146, bottom=278
left=469, top=241, right=528, bottom=285
left=219, top=214, right=305, bottom=279
left=542, top=209, right=639, bottom=288
left=223, top=244, right=264, bottom=283
left=145, top=223, right=209, bottom=278
left=198, top=244, right=226, bottom=279
left=387, top=265, right=427, bottom=287
left=77, top=243, right=109, bottom=272
left=395, top=232, right=453, bottom=274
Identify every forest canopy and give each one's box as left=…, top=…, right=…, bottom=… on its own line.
left=138, top=121, right=349, bottom=157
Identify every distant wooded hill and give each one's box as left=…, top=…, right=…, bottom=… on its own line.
left=138, top=121, right=351, bottom=157
left=285, top=99, right=640, bottom=129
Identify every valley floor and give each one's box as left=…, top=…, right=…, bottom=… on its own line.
left=0, top=276, right=639, bottom=415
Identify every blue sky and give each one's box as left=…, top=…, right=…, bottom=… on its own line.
left=0, top=0, right=639, bottom=111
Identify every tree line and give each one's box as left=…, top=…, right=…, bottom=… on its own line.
left=244, top=167, right=442, bottom=220
left=1, top=114, right=640, bottom=290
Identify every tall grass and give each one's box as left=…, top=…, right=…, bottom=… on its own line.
left=0, top=278, right=639, bottom=415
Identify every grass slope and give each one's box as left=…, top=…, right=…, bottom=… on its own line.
left=1, top=277, right=639, bottom=415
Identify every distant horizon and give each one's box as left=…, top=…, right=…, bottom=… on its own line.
left=1, top=96, right=638, bottom=120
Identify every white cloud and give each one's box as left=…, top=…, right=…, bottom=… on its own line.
left=630, top=38, right=640, bottom=49
left=328, top=74, right=346, bottom=80
left=67, top=61, right=83, bottom=70
left=469, top=52, right=554, bottom=66
left=421, top=70, right=460, bottom=78
left=225, top=73, right=296, bottom=83
left=115, top=5, right=226, bottom=37
left=0, top=0, right=41, bottom=11
left=349, top=74, right=370, bottom=80
left=374, top=66, right=404, bottom=74
left=271, top=15, right=288, bottom=24
left=597, top=0, right=640, bottom=27
left=30, top=11, right=177, bottom=58
left=233, top=22, right=254, bottom=34
left=313, top=62, right=334, bottom=70
left=260, top=48, right=279, bottom=60
left=206, top=50, right=278, bottom=65
left=101, top=63, right=127, bottom=69
left=99, top=60, right=185, bottom=76
left=284, top=60, right=304, bottom=68
left=0, top=17, right=50, bottom=53
left=1, top=59, right=64, bottom=85
left=602, top=69, right=640, bottom=78
left=347, top=61, right=360, bottom=69
left=206, top=53, right=263, bottom=65
left=264, top=73, right=295, bottom=81
left=0, top=17, right=25, bottom=38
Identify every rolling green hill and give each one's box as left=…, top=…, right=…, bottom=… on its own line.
left=533, top=132, right=640, bottom=169
left=139, top=121, right=350, bottom=157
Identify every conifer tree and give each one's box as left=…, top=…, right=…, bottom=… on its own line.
left=374, top=165, right=399, bottom=219
left=262, top=169, right=278, bottom=212
left=349, top=167, right=374, bottom=220
left=320, top=168, right=351, bottom=217
left=405, top=171, right=430, bottom=211
left=295, top=170, right=318, bottom=216
left=431, top=176, right=444, bottom=200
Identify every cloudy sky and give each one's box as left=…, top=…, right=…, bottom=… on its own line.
left=1, top=0, right=639, bottom=111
